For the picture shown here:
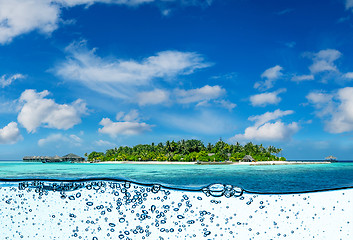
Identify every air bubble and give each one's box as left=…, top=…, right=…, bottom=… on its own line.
left=151, top=185, right=161, bottom=193
left=208, top=184, right=225, bottom=197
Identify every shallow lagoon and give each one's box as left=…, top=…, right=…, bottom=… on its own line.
left=1, top=161, right=353, bottom=192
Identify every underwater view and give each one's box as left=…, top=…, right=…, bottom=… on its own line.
left=1, top=162, right=353, bottom=239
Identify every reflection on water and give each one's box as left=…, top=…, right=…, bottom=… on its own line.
left=0, top=180, right=352, bottom=239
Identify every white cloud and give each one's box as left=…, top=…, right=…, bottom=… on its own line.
left=0, top=122, right=22, bottom=144
left=17, top=89, right=87, bottom=133
left=211, top=72, right=237, bottom=80
left=307, top=87, right=353, bottom=133
left=135, top=85, right=229, bottom=107
left=307, top=91, right=333, bottom=105
left=0, top=74, right=25, bottom=88
left=54, top=41, right=210, bottom=99
left=294, top=49, right=353, bottom=84
left=38, top=133, right=82, bottom=146
left=214, top=100, right=236, bottom=111
left=120, top=109, right=139, bottom=122
left=99, top=110, right=153, bottom=137
left=261, top=65, right=283, bottom=81
left=250, top=88, right=286, bottom=107
left=306, top=49, right=341, bottom=74
left=306, top=91, right=336, bottom=119
left=0, top=0, right=60, bottom=44
left=175, top=85, right=225, bottom=104
left=56, top=0, right=155, bottom=7
left=0, top=0, right=213, bottom=44
left=254, top=65, right=283, bottom=91
left=137, top=89, right=170, bottom=106
left=291, top=74, right=314, bottom=82
left=343, top=72, right=353, bottom=79
left=248, top=109, right=294, bottom=127
left=233, top=121, right=299, bottom=141
left=57, top=0, right=213, bottom=7
left=94, top=139, right=115, bottom=146
left=231, top=109, right=298, bottom=141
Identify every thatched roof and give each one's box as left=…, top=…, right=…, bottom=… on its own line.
left=62, top=153, right=82, bottom=159
left=325, top=155, right=337, bottom=160
left=242, top=155, right=254, bottom=162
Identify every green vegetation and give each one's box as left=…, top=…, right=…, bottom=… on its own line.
left=87, top=139, right=285, bottom=162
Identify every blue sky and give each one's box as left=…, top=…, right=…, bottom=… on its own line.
left=1, top=0, right=353, bottom=160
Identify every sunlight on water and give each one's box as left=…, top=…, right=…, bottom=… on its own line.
left=0, top=180, right=352, bottom=239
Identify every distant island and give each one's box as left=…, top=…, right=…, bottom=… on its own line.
left=86, top=139, right=286, bottom=163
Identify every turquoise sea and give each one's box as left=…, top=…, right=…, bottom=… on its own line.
left=1, top=161, right=353, bottom=239
left=1, top=161, right=353, bottom=192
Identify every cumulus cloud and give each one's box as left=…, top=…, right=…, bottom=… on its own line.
left=0, top=74, right=25, bottom=88
left=295, top=49, right=353, bottom=84
left=307, top=91, right=333, bottom=105
left=54, top=41, right=210, bottom=99
left=0, top=0, right=60, bottom=44
left=0, top=122, right=23, bottom=144
left=233, top=121, right=299, bottom=141
left=254, top=65, right=283, bottom=91
left=137, top=89, right=170, bottom=106
left=0, top=0, right=213, bottom=44
left=99, top=110, right=153, bottom=137
left=38, top=133, right=82, bottom=146
left=175, top=85, right=225, bottom=104
left=307, top=87, right=353, bottom=133
left=306, top=49, right=341, bottom=74
left=250, top=88, right=286, bottom=107
left=17, top=89, right=87, bottom=133
left=231, top=109, right=299, bottom=141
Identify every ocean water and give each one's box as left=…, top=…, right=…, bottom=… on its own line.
left=1, top=161, right=353, bottom=239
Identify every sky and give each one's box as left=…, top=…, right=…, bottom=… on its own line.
left=1, top=0, right=353, bottom=160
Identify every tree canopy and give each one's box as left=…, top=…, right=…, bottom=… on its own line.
left=87, top=139, right=285, bottom=162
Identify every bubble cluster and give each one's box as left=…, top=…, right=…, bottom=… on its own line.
left=0, top=180, right=352, bottom=239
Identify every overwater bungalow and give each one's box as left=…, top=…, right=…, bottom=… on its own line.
left=61, top=153, right=86, bottom=163
left=325, top=155, right=337, bottom=162
left=23, top=154, right=85, bottom=163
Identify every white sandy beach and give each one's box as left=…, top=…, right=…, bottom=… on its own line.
left=96, top=160, right=331, bottom=165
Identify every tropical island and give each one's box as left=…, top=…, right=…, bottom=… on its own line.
left=86, top=139, right=286, bottom=163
